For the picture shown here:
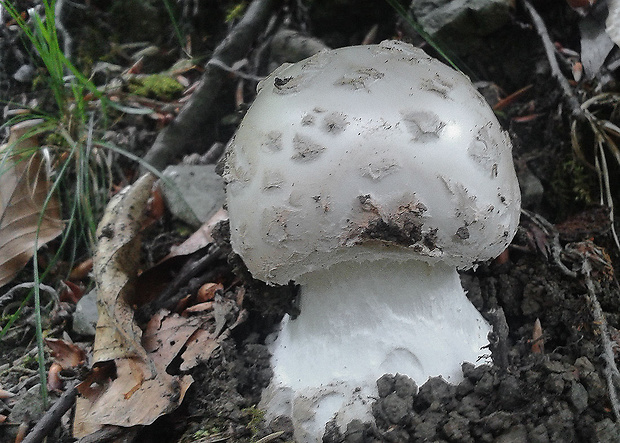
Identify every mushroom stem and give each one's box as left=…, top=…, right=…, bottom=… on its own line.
left=261, top=258, right=491, bottom=443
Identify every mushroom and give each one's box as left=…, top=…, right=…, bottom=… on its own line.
left=223, top=40, right=521, bottom=442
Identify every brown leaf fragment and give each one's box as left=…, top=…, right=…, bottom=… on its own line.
left=69, top=258, right=93, bottom=280
left=73, top=357, right=192, bottom=437
left=0, top=120, right=64, bottom=288
left=183, top=301, right=214, bottom=314
left=0, top=389, right=15, bottom=399
left=179, top=327, right=219, bottom=371
left=45, top=338, right=87, bottom=369
left=531, top=318, right=544, bottom=354
left=166, top=208, right=228, bottom=258
left=197, top=282, right=223, bottom=303
left=142, top=310, right=204, bottom=370
left=48, top=362, right=64, bottom=392
left=92, top=173, right=156, bottom=369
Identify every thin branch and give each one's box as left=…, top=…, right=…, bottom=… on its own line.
left=522, top=0, right=584, bottom=120
left=21, top=381, right=78, bottom=443
left=582, top=259, right=620, bottom=423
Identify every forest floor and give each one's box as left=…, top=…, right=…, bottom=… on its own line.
left=2, top=0, right=620, bottom=442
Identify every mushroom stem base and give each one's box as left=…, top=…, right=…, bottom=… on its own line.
left=260, top=258, right=491, bottom=443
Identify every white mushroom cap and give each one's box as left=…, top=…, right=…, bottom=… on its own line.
left=224, top=40, right=521, bottom=285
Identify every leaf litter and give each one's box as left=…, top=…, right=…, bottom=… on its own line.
left=73, top=174, right=246, bottom=437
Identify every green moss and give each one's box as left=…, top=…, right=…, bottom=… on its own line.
left=226, top=2, right=248, bottom=22
left=242, top=406, right=265, bottom=442
left=128, top=74, right=184, bottom=101
left=551, top=156, right=598, bottom=218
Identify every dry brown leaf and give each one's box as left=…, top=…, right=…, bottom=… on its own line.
left=73, top=357, right=192, bottom=436
left=75, top=178, right=242, bottom=438
left=166, top=207, right=228, bottom=258
left=45, top=337, right=87, bottom=369
left=47, top=362, right=63, bottom=392
left=74, top=310, right=207, bottom=437
left=142, top=310, right=204, bottom=366
left=179, top=327, right=219, bottom=371
left=0, top=120, right=63, bottom=288
left=532, top=318, right=544, bottom=354
left=74, top=175, right=201, bottom=438
left=92, top=173, right=156, bottom=368
left=197, top=282, right=223, bottom=303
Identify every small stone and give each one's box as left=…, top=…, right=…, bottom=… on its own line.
left=442, top=411, right=472, bottom=442
left=528, top=423, right=550, bottom=443
left=72, top=289, right=98, bottom=337
left=567, top=382, right=588, bottom=413
left=393, top=374, right=417, bottom=398
left=376, top=374, right=395, bottom=398
left=594, top=418, right=620, bottom=443
left=161, top=164, right=225, bottom=227
left=9, top=384, right=46, bottom=422
left=381, top=393, right=410, bottom=424
left=545, top=374, right=565, bottom=395
left=495, top=425, right=528, bottom=443
left=13, top=64, right=35, bottom=83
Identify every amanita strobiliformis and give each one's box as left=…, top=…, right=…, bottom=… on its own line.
left=223, top=40, right=521, bottom=443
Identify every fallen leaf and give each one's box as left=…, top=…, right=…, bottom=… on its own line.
left=59, top=280, right=84, bottom=303
left=142, top=310, right=204, bottom=367
left=197, top=282, right=223, bottom=303
left=0, top=120, right=64, bottom=288
left=74, top=175, right=200, bottom=438
left=74, top=176, right=245, bottom=439
left=91, top=173, right=156, bottom=368
left=48, top=362, right=63, bottom=392
left=179, top=327, right=219, bottom=371
left=74, top=357, right=192, bottom=436
left=183, top=301, right=214, bottom=314
left=166, top=208, right=228, bottom=258
left=531, top=318, right=544, bottom=354
left=69, top=258, right=94, bottom=280
left=45, top=338, right=87, bottom=369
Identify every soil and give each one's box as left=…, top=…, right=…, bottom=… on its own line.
left=2, top=0, right=620, bottom=442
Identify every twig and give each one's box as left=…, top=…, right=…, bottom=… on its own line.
left=521, top=210, right=577, bottom=277
left=581, top=259, right=620, bottom=422
left=141, top=0, right=278, bottom=172
left=136, top=245, right=227, bottom=323
left=522, top=0, right=584, bottom=120
left=0, top=282, right=58, bottom=307
left=21, top=381, right=78, bottom=443
left=207, top=58, right=266, bottom=82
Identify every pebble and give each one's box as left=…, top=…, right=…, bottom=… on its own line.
left=568, top=381, right=588, bottom=413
